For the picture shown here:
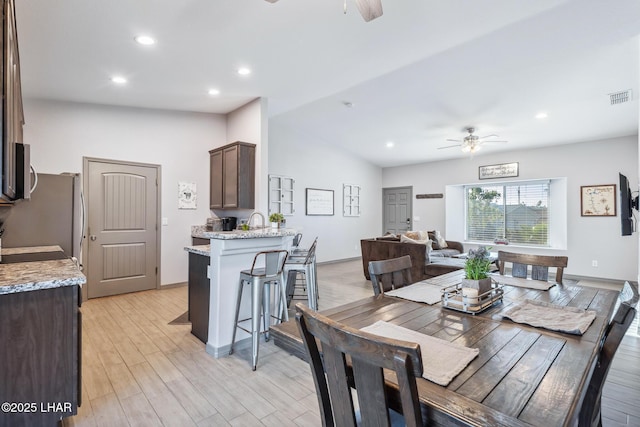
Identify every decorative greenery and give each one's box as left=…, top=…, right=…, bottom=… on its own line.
left=464, top=246, right=492, bottom=280
left=240, top=223, right=250, bottom=231
left=269, top=212, right=285, bottom=223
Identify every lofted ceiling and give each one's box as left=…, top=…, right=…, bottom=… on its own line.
left=15, top=0, right=640, bottom=167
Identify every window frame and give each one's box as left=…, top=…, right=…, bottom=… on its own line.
left=464, top=179, right=551, bottom=247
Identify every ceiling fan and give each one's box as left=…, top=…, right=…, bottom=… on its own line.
left=264, top=0, right=383, bottom=22
left=438, top=127, right=508, bottom=153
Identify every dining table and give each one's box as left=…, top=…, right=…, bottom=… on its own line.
left=270, top=270, right=621, bottom=427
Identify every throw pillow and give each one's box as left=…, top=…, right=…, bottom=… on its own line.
left=400, top=234, right=433, bottom=260
left=403, top=231, right=420, bottom=240
left=435, top=230, right=448, bottom=248
left=428, top=231, right=441, bottom=250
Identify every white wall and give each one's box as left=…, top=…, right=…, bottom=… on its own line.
left=23, top=98, right=226, bottom=286
left=269, top=120, right=382, bottom=262
left=224, top=98, right=269, bottom=217
left=383, top=136, right=639, bottom=281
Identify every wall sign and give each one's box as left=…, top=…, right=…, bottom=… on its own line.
left=479, top=162, right=519, bottom=180
left=306, top=188, right=334, bottom=215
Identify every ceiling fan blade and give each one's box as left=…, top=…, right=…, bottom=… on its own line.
left=445, top=138, right=462, bottom=142
left=482, top=140, right=509, bottom=144
left=479, top=134, right=499, bottom=139
left=354, top=0, right=383, bottom=22
left=438, top=144, right=461, bottom=150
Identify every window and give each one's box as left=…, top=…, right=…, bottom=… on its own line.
left=466, top=180, right=550, bottom=246
left=268, top=175, right=295, bottom=216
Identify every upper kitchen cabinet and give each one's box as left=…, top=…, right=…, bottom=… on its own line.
left=209, top=142, right=256, bottom=209
left=1, top=0, right=27, bottom=202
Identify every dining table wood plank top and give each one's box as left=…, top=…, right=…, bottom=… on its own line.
left=270, top=270, right=620, bottom=427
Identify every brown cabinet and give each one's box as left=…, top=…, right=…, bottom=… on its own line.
left=188, top=252, right=210, bottom=343
left=0, top=285, right=81, bottom=427
left=209, top=142, right=256, bottom=209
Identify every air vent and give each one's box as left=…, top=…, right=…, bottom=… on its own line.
left=609, top=89, right=632, bottom=105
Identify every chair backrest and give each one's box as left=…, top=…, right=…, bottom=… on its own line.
left=249, top=250, right=288, bottom=276
left=293, top=233, right=303, bottom=247
left=368, top=255, right=413, bottom=296
left=497, top=250, right=568, bottom=284
left=301, top=237, right=318, bottom=265
left=295, top=303, right=424, bottom=427
left=578, top=281, right=638, bottom=427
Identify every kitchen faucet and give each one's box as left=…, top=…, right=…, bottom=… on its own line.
left=247, top=211, right=265, bottom=229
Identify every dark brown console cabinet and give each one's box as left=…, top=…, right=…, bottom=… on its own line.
left=209, top=141, right=255, bottom=209
left=188, top=252, right=210, bottom=343
left=0, top=285, right=81, bottom=427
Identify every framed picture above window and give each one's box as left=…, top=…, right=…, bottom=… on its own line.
left=306, top=188, right=334, bottom=216
left=580, top=184, right=616, bottom=216
left=479, top=162, right=519, bottom=180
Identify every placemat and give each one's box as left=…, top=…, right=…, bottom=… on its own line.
left=386, top=281, right=443, bottom=305
left=361, top=321, right=479, bottom=386
left=489, top=273, right=555, bottom=290
left=501, top=299, right=596, bottom=335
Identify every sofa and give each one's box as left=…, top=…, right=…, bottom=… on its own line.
left=360, top=235, right=465, bottom=282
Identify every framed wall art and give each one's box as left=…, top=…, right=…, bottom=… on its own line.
left=479, top=162, right=519, bottom=180
left=580, top=184, right=616, bottom=216
left=306, top=188, right=334, bottom=215
left=178, top=181, right=197, bottom=209
left=343, top=183, right=361, bottom=217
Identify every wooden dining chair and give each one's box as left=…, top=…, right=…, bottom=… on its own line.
left=497, top=250, right=568, bottom=284
left=295, top=303, right=425, bottom=427
left=578, top=281, right=639, bottom=427
left=368, top=255, right=413, bottom=296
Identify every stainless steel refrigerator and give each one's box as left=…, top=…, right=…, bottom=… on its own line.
left=2, top=173, right=83, bottom=261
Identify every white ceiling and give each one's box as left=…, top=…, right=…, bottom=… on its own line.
left=15, top=0, right=640, bottom=167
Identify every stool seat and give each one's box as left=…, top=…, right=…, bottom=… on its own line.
left=230, top=250, right=289, bottom=370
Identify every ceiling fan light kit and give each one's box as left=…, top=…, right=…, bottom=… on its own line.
left=440, top=127, right=508, bottom=153
left=265, top=0, right=383, bottom=22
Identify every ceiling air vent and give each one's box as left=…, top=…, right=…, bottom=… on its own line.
left=608, top=89, right=632, bottom=105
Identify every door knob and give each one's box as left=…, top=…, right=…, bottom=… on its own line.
left=90, top=235, right=97, bottom=241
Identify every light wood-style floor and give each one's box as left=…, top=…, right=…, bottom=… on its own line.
left=65, top=259, right=639, bottom=427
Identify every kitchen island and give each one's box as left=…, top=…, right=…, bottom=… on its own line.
left=188, top=226, right=296, bottom=358
left=0, top=245, right=86, bottom=427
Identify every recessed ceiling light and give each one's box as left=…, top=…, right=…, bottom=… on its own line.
left=237, top=67, right=251, bottom=76
left=111, top=76, right=127, bottom=84
left=386, top=141, right=394, bottom=148
left=134, top=35, right=156, bottom=46
left=343, top=101, right=354, bottom=108
left=535, top=112, right=548, bottom=119
left=208, top=88, right=220, bottom=96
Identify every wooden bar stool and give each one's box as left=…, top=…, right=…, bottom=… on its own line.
left=229, top=250, right=289, bottom=370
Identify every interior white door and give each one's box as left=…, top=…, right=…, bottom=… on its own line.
left=383, top=187, right=412, bottom=234
left=85, top=159, right=159, bottom=298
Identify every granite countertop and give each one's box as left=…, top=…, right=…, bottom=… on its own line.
left=0, top=246, right=86, bottom=295
left=191, top=225, right=298, bottom=240
left=184, top=245, right=210, bottom=256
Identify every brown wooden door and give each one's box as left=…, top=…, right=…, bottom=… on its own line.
left=383, top=187, right=412, bottom=234
left=85, top=159, right=159, bottom=298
